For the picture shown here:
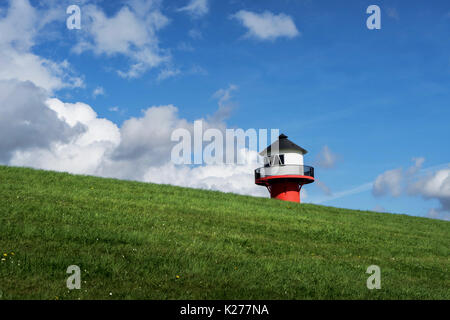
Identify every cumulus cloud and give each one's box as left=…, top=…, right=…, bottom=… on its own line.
left=111, top=105, right=190, bottom=162
left=142, top=150, right=267, bottom=197
left=315, top=145, right=338, bottom=169
left=3, top=83, right=266, bottom=197
left=0, top=0, right=83, bottom=92
left=0, top=80, right=83, bottom=162
left=372, top=157, right=424, bottom=197
left=372, top=158, right=450, bottom=220
left=177, top=0, right=209, bottom=17
left=10, top=97, right=121, bottom=175
left=409, top=169, right=450, bottom=220
left=73, top=0, right=171, bottom=79
left=232, top=10, right=300, bottom=41
left=372, top=168, right=404, bottom=197
left=0, top=1, right=277, bottom=199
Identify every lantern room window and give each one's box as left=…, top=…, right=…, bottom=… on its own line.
left=264, top=154, right=285, bottom=167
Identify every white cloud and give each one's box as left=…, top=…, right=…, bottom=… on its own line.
left=210, top=84, right=238, bottom=122
left=0, top=49, right=83, bottom=92
left=93, top=86, right=105, bottom=97
left=73, top=0, right=170, bottom=79
left=315, top=145, right=338, bottom=169
left=372, top=158, right=425, bottom=197
left=411, top=169, right=450, bottom=200
left=213, top=84, right=238, bottom=106
left=157, top=68, right=181, bottom=81
left=232, top=10, right=300, bottom=41
left=372, top=159, right=450, bottom=219
left=110, top=105, right=191, bottom=164
left=0, top=80, right=83, bottom=162
left=409, top=169, right=450, bottom=219
left=177, top=0, right=209, bottom=18
left=4, top=84, right=265, bottom=198
left=10, top=98, right=121, bottom=175
left=372, top=168, right=404, bottom=197
left=0, top=0, right=83, bottom=92
left=156, top=64, right=208, bottom=81
left=142, top=150, right=267, bottom=197
left=408, top=157, right=425, bottom=174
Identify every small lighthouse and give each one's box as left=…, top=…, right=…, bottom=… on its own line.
left=255, top=134, right=314, bottom=203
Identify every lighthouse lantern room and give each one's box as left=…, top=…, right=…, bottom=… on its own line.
left=255, top=134, right=314, bottom=203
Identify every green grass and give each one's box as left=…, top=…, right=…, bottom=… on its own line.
left=0, top=165, right=449, bottom=300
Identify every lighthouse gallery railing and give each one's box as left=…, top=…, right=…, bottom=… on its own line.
left=255, top=165, right=314, bottom=180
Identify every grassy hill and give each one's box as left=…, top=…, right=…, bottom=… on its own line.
left=0, top=165, right=448, bottom=300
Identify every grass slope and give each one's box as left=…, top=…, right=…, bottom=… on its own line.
left=0, top=165, right=449, bottom=300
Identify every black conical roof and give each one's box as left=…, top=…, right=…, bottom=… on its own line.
left=259, top=134, right=308, bottom=156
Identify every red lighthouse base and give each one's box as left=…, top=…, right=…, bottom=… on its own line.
left=269, top=181, right=301, bottom=202
left=255, top=175, right=314, bottom=203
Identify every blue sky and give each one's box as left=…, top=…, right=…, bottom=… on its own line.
left=0, top=0, right=449, bottom=220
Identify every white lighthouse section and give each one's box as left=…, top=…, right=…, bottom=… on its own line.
left=283, top=150, right=304, bottom=166
left=261, top=148, right=306, bottom=177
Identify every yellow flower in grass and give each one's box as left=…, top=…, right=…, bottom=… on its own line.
left=176, top=275, right=180, bottom=279
left=3, top=253, right=7, bottom=257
